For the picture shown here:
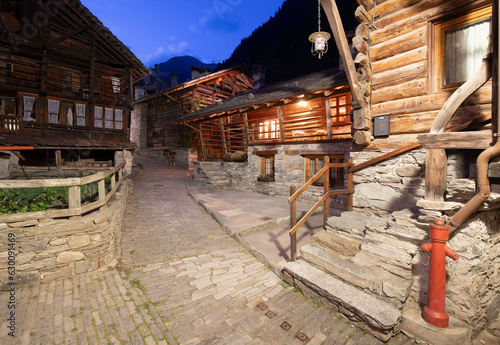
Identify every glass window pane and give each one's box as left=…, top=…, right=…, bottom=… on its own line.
left=445, top=17, right=491, bottom=85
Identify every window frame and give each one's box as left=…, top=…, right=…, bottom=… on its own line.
left=304, top=155, right=345, bottom=188
left=20, top=93, right=38, bottom=123
left=429, top=3, right=492, bottom=93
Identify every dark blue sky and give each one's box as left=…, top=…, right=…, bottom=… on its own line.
left=81, top=0, right=286, bottom=68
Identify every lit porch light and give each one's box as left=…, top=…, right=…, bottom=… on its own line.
left=298, top=100, right=308, bottom=107
left=309, top=0, right=330, bottom=59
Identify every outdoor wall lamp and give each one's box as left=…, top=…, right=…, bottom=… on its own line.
left=309, top=0, right=330, bottom=59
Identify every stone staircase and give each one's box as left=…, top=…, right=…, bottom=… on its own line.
left=193, top=161, right=232, bottom=189
left=284, top=210, right=427, bottom=342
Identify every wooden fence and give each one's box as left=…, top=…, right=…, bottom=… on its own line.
left=0, top=163, right=126, bottom=223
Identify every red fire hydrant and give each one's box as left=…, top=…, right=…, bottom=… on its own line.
left=421, top=219, right=459, bottom=328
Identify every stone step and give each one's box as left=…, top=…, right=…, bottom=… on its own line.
left=284, top=260, right=401, bottom=342
left=301, top=244, right=412, bottom=303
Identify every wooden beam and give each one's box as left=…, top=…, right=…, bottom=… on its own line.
left=430, top=54, right=492, bottom=134
left=425, top=149, right=447, bottom=201
left=219, top=120, right=227, bottom=155
left=242, top=113, right=250, bottom=149
left=321, top=0, right=363, bottom=106
left=418, top=131, right=493, bottom=149
left=325, top=96, right=332, bottom=139
left=277, top=107, right=286, bottom=142
left=49, top=24, right=91, bottom=46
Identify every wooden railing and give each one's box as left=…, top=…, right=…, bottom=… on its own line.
left=288, top=143, right=424, bottom=261
left=0, top=114, right=21, bottom=134
left=288, top=157, right=354, bottom=261
left=0, top=163, right=126, bottom=223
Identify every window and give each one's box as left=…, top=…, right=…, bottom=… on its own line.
left=258, top=155, right=275, bottom=182
left=432, top=5, right=492, bottom=91
left=330, top=93, right=352, bottom=124
left=305, top=155, right=345, bottom=188
left=111, top=76, right=120, bottom=93
left=105, top=107, right=114, bottom=129
left=115, top=109, right=123, bottom=129
left=258, top=120, right=280, bottom=139
left=22, top=95, right=36, bottom=122
left=94, top=106, right=103, bottom=128
left=48, top=99, right=60, bottom=124
left=76, top=103, right=86, bottom=127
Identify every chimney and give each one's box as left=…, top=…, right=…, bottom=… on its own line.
left=191, top=66, right=211, bottom=80
left=171, top=74, right=178, bottom=86
left=251, top=65, right=266, bottom=91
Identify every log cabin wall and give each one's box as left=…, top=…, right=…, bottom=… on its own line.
left=0, top=0, right=148, bottom=161
left=352, top=0, right=492, bottom=148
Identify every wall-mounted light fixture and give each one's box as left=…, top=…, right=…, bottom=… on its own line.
left=309, top=0, right=330, bottom=59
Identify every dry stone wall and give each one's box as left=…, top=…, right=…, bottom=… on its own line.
left=0, top=181, right=128, bottom=290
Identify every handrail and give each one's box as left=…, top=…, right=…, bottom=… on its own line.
left=0, top=163, right=126, bottom=222
left=288, top=157, right=354, bottom=261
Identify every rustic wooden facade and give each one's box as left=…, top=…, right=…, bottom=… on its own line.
left=0, top=0, right=147, bottom=168
left=133, top=65, right=253, bottom=149
left=181, top=69, right=352, bottom=160
left=333, top=0, right=494, bottom=151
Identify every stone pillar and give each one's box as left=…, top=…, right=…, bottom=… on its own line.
left=130, top=103, right=148, bottom=150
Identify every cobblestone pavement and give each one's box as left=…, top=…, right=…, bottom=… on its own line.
left=0, top=156, right=414, bottom=344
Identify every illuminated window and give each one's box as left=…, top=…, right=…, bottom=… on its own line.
left=259, top=120, right=279, bottom=139
left=432, top=5, right=492, bottom=91
left=330, top=93, right=352, bottom=124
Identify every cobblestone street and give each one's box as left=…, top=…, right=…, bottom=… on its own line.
left=0, top=157, right=413, bottom=344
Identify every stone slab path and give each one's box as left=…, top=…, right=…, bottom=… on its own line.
left=0, top=156, right=414, bottom=344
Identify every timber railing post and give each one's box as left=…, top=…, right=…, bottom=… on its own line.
left=68, top=185, right=81, bottom=219
left=290, top=185, right=297, bottom=262
left=323, top=156, right=330, bottom=227
left=348, top=158, right=353, bottom=211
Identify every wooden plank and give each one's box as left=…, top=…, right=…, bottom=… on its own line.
left=425, top=149, right=447, bottom=201
left=290, top=185, right=297, bottom=262
left=289, top=164, right=329, bottom=203
left=325, top=97, right=332, bottom=139
left=321, top=0, right=363, bottom=106
left=290, top=192, right=330, bottom=237
left=323, top=156, right=330, bottom=226
left=350, top=142, right=421, bottom=172
left=431, top=54, right=492, bottom=134
left=418, top=131, right=493, bottom=149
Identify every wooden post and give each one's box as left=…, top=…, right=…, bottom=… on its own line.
left=68, top=185, right=81, bottom=218
left=425, top=149, right=447, bottom=201
left=242, top=113, right=250, bottom=150
left=89, top=36, right=96, bottom=129
left=277, top=107, right=286, bottom=142
left=323, top=156, right=330, bottom=226
left=111, top=173, right=116, bottom=189
left=219, top=119, right=227, bottom=156
left=325, top=97, right=332, bottom=139
left=98, top=179, right=105, bottom=201
left=290, top=185, right=297, bottom=262
left=55, top=150, right=62, bottom=175
left=321, top=0, right=363, bottom=106
left=347, top=158, right=353, bottom=211
left=198, top=123, right=206, bottom=160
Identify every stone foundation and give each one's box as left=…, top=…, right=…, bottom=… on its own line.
left=0, top=180, right=128, bottom=290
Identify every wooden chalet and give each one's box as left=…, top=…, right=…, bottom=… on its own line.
left=0, top=0, right=148, bottom=174
left=181, top=68, right=352, bottom=160
left=130, top=64, right=253, bottom=167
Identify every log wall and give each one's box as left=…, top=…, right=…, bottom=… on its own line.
left=352, top=0, right=493, bottom=147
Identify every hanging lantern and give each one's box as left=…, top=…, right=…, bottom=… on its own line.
left=309, top=0, right=330, bottom=59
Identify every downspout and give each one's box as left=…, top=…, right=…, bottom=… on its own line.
left=446, top=5, right=500, bottom=234
left=447, top=132, right=500, bottom=233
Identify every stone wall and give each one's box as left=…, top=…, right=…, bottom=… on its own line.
left=0, top=181, right=128, bottom=290
left=193, top=143, right=352, bottom=205
left=130, top=103, right=148, bottom=150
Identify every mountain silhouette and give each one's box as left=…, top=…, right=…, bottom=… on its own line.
left=217, top=0, right=357, bottom=84
left=153, top=56, right=218, bottom=83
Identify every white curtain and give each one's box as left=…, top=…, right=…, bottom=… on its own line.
left=48, top=99, right=60, bottom=124
left=95, top=106, right=103, bottom=128
left=105, top=108, right=114, bottom=129
left=23, top=96, right=35, bottom=121
left=445, top=17, right=491, bottom=85
left=76, top=103, right=86, bottom=126
left=66, top=107, right=73, bottom=126
left=115, top=109, right=123, bottom=129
